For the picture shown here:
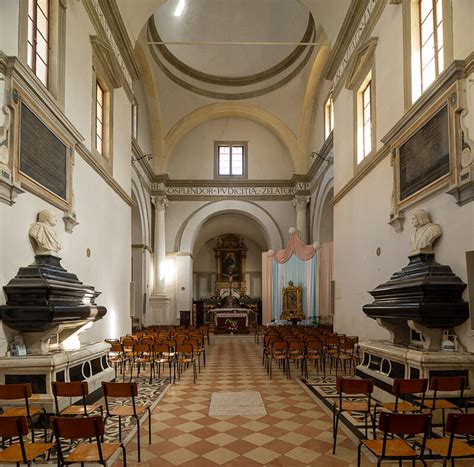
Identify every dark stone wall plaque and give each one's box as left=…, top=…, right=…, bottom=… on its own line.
left=19, top=102, right=67, bottom=200
left=399, top=105, right=449, bottom=200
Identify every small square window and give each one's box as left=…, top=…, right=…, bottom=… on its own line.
left=215, top=142, right=247, bottom=178
left=324, top=96, right=334, bottom=139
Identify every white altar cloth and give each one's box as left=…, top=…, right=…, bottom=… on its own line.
left=213, top=308, right=251, bottom=327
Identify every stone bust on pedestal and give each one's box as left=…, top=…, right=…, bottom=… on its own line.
left=29, top=209, right=61, bottom=256
left=410, top=208, right=442, bottom=254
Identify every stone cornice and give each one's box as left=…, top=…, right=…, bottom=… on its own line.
left=381, top=60, right=467, bottom=146
left=98, top=0, right=141, bottom=81
left=76, top=143, right=134, bottom=207
left=324, top=0, right=367, bottom=81
left=131, top=137, right=154, bottom=183
left=5, top=55, right=83, bottom=143
left=82, top=0, right=134, bottom=102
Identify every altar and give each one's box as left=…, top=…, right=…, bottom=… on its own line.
left=213, top=308, right=251, bottom=333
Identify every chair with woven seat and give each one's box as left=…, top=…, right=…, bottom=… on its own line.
left=130, top=342, right=154, bottom=383
left=417, top=376, right=466, bottom=435
left=357, top=411, right=431, bottom=466
left=329, top=341, right=356, bottom=376
left=107, top=342, right=128, bottom=382
left=52, top=381, right=103, bottom=418
left=426, top=412, right=474, bottom=466
left=101, top=381, right=151, bottom=462
left=153, top=342, right=175, bottom=382
left=305, top=339, right=325, bottom=378
left=176, top=343, right=197, bottom=383
left=286, top=340, right=306, bottom=379
left=51, top=415, right=126, bottom=467
left=381, top=378, right=428, bottom=413
left=0, top=415, right=52, bottom=465
left=333, top=377, right=376, bottom=454
left=267, top=340, right=287, bottom=379
left=0, top=383, right=47, bottom=443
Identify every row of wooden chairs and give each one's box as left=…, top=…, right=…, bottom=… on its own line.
left=333, top=376, right=473, bottom=465
left=0, top=381, right=150, bottom=463
left=108, top=340, right=202, bottom=384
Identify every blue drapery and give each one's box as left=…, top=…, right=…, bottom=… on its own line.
left=271, top=254, right=317, bottom=321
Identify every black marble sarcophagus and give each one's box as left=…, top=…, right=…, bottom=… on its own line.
left=0, top=255, right=106, bottom=332
left=363, top=253, right=469, bottom=329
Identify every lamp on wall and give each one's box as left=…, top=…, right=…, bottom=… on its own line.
left=131, top=153, right=153, bottom=163
left=310, top=151, right=331, bottom=163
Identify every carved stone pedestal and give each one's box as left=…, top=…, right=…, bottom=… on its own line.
left=357, top=340, right=474, bottom=404
left=149, top=294, right=171, bottom=324
left=0, top=342, right=114, bottom=413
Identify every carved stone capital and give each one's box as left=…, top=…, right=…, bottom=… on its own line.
left=152, top=195, right=169, bottom=211
left=0, top=172, right=24, bottom=206
left=292, top=195, right=310, bottom=211
left=388, top=211, right=405, bottom=232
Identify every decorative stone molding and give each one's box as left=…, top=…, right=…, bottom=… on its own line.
left=63, top=211, right=79, bottom=233
left=292, top=195, right=310, bottom=211
left=345, top=37, right=378, bottom=90
left=152, top=195, right=169, bottom=211
left=0, top=174, right=24, bottom=206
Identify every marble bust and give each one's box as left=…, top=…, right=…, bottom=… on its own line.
left=29, top=209, right=62, bottom=256
left=410, top=209, right=442, bottom=253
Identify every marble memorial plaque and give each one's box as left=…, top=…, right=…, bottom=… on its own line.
left=19, top=102, right=67, bottom=200
left=399, top=105, right=449, bottom=201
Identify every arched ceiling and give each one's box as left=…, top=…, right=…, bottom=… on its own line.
left=152, top=0, right=312, bottom=78
left=193, top=213, right=269, bottom=256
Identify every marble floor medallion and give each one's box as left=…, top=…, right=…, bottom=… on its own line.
left=208, top=390, right=267, bottom=416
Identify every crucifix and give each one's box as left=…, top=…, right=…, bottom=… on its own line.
left=221, top=272, right=237, bottom=297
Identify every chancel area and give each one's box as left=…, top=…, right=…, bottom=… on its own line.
left=1, top=0, right=474, bottom=465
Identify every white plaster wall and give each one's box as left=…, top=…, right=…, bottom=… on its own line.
left=452, top=0, right=474, bottom=59
left=64, top=3, right=95, bottom=148
left=166, top=118, right=294, bottom=179
left=0, top=156, right=131, bottom=349
left=113, top=88, right=132, bottom=194
left=0, top=1, right=20, bottom=56
left=133, top=80, right=154, bottom=156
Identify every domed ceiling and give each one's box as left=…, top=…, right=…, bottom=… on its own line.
left=148, top=0, right=316, bottom=99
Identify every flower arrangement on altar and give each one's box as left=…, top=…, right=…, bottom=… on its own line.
left=224, top=318, right=238, bottom=332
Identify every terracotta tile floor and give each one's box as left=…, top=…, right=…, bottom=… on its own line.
left=115, top=335, right=458, bottom=466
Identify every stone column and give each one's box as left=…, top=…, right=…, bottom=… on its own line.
left=149, top=195, right=170, bottom=324
left=292, top=195, right=310, bottom=244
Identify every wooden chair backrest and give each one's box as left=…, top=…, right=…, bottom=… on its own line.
left=378, top=412, right=431, bottom=436
left=52, top=415, right=104, bottom=439
left=102, top=381, right=138, bottom=398
left=0, top=383, right=31, bottom=400
left=393, top=378, right=428, bottom=396
left=336, top=377, right=373, bottom=395
left=0, top=415, right=28, bottom=437
left=430, top=376, right=466, bottom=392
left=52, top=381, right=88, bottom=398
left=446, top=413, right=474, bottom=435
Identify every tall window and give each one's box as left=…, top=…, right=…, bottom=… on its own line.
left=95, top=82, right=105, bottom=155
left=324, top=96, right=334, bottom=139
left=419, top=0, right=444, bottom=93
left=216, top=143, right=246, bottom=177
left=357, top=73, right=373, bottom=164
left=131, top=104, right=138, bottom=140
left=27, top=0, right=49, bottom=86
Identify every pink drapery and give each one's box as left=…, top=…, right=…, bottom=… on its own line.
left=272, top=231, right=320, bottom=263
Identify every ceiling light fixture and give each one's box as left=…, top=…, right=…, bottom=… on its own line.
left=174, top=0, right=185, bottom=17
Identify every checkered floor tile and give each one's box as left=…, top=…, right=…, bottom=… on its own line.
left=113, top=336, right=464, bottom=466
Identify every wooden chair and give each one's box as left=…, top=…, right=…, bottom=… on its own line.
left=107, top=342, right=128, bottom=382
left=333, top=378, right=376, bottom=454
left=426, top=413, right=474, bottom=466
left=357, top=411, right=431, bottom=466
left=52, top=381, right=103, bottom=417
left=330, top=341, right=356, bottom=376
left=0, top=416, right=52, bottom=465
left=305, top=339, right=325, bottom=378
left=51, top=415, right=126, bottom=467
left=130, top=343, right=154, bottom=383
left=417, top=376, right=466, bottom=435
left=153, top=342, right=175, bottom=382
left=0, top=383, right=46, bottom=443
left=381, top=378, right=428, bottom=413
left=101, top=382, right=151, bottom=462
left=267, top=341, right=287, bottom=379
left=286, top=340, right=306, bottom=379
left=176, top=343, right=197, bottom=383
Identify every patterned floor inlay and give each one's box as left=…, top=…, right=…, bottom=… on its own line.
left=209, top=390, right=267, bottom=416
